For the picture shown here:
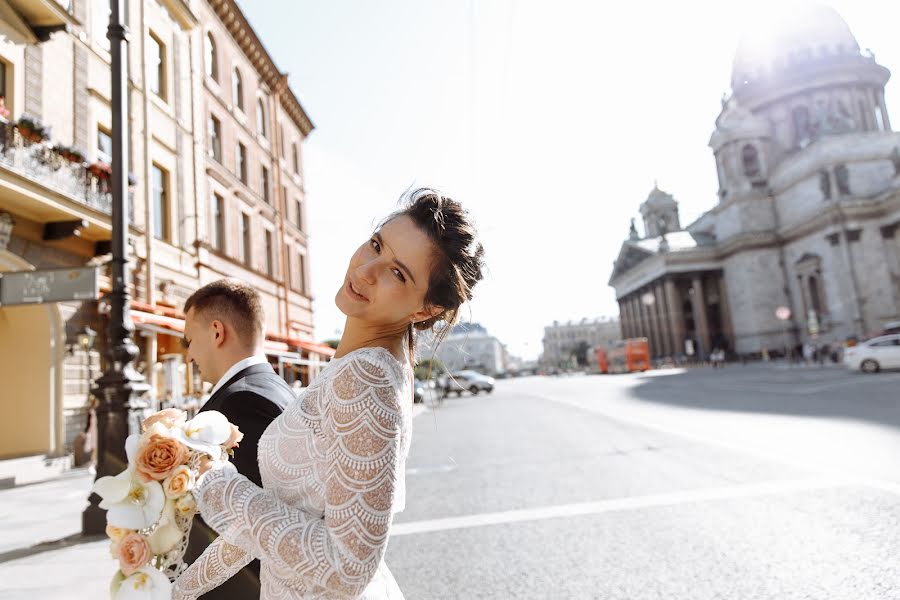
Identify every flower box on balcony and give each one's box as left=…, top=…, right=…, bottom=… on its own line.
left=16, top=115, right=48, bottom=144
left=88, top=160, right=112, bottom=180
left=54, top=144, right=86, bottom=165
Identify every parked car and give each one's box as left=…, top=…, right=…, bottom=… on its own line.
left=442, top=370, right=495, bottom=396
left=843, top=334, right=900, bottom=373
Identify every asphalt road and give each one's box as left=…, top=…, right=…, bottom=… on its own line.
left=386, top=364, right=900, bottom=599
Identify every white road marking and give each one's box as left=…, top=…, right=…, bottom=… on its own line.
left=392, top=477, right=847, bottom=536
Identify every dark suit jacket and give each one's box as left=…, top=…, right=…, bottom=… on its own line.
left=184, top=362, right=294, bottom=600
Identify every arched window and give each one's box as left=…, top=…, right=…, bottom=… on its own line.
left=256, top=98, right=267, bottom=139
left=741, top=144, right=760, bottom=177
left=204, top=33, right=218, bottom=81
left=232, top=68, right=244, bottom=111
left=793, top=105, right=810, bottom=147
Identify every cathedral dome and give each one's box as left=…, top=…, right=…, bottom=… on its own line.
left=731, top=3, right=860, bottom=90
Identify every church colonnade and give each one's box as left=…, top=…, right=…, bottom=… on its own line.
left=617, top=272, right=734, bottom=360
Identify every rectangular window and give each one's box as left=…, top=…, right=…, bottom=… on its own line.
left=298, top=253, right=306, bottom=294
left=93, top=0, right=110, bottom=51
left=241, top=213, right=251, bottom=266
left=0, top=61, right=7, bottom=104
left=264, top=229, right=274, bottom=277
left=292, top=143, right=299, bottom=175
left=208, top=115, right=221, bottom=161
left=148, top=32, right=166, bottom=100
left=236, top=142, right=247, bottom=183
left=281, top=185, right=287, bottom=209
left=288, top=251, right=296, bottom=290
left=97, top=128, right=112, bottom=162
left=151, top=164, right=169, bottom=241
left=295, top=199, right=303, bottom=231
left=210, top=193, right=224, bottom=250
left=261, top=165, right=270, bottom=203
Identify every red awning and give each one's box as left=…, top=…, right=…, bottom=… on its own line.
left=128, top=305, right=334, bottom=357
left=131, top=309, right=184, bottom=336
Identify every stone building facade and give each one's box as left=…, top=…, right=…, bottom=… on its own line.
left=416, top=322, right=507, bottom=376
left=541, top=317, right=622, bottom=368
left=0, top=0, right=330, bottom=460
left=609, top=5, right=900, bottom=360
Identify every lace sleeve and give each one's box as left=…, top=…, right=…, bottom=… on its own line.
left=193, top=350, right=406, bottom=596
left=171, top=538, right=252, bottom=600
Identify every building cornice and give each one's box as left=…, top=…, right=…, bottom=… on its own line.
left=208, top=0, right=315, bottom=137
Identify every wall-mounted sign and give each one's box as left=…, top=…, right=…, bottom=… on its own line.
left=0, top=266, right=99, bottom=306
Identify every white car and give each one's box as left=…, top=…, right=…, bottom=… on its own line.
left=843, top=334, right=900, bottom=373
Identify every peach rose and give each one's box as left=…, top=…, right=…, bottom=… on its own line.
left=135, top=434, right=189, bottom=482
left=162, top=465, right=194, bottom=499
left=105, top=525, right=134, bottom=542
left=141, top=408, right=186, bottom=433
left=224, top=424, right=244, bottom=450
left=116, top=532, right=152, bottom=576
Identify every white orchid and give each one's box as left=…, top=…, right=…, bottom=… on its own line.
left=112, top=565, right=172, bottom=600
left=146, top=500, right=182, bottom=555
left=176, top=411, right=232, bottom=456
left=92, top=469, right=165, bottom=531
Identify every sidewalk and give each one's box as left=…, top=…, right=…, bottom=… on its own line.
left=0, top=403, right=431, bottom=599
left=0, top=471, right=115, bottom=600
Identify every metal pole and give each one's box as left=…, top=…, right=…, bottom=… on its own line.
left=83, top=0, right=150, bottom=535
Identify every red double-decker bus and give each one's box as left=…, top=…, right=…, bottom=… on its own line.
left=596, top=338, right=650, bottom=374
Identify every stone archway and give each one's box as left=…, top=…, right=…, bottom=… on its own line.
left=0, top=251, right=64, bottom=458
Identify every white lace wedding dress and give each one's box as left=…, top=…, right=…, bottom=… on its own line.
left=173, top=347, right=413, bottom=599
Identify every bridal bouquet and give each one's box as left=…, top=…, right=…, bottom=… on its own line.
left=91, top=408, right=242, bottom=599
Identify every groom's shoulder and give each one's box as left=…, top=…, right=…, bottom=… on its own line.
left=221, top=370, right=293, bottom=411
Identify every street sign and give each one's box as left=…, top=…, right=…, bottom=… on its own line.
left=0, top=266, right=99, bottom=306
left=775, top=306, right=791, bottom=321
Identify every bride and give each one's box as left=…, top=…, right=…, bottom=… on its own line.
left=173, top=189, right=485, bottom=599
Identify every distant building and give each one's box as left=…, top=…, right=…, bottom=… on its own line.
left=542, top=317, right=622, bottom=368
left=416, top=322, right=506, bottom=376
left=609, top=5, right=900, bottom=359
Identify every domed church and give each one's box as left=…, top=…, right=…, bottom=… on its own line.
left=608, top=4, right=900, bottom=358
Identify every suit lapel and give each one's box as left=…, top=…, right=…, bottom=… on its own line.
left=200, top=363, right=275, bottom=412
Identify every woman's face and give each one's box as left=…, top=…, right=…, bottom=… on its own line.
left=336, top=215, right=440, bottom=327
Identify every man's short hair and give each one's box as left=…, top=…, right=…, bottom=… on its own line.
left=183, top=279, right=265, bottom=349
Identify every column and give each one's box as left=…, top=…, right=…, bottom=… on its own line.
left=665, top=277, right=687, bottom=356
left=717, top=275, right=735, bottom=352
left=691, top=274, right=712, bottom=358
left=624, top=297, right=636, bottom=339
left=654, top=283, right=671, bottom=357
left=641, top=288, right=660, bottom=358
left=631, top=295, right=645, bottom=341
left=618, top=299, right=631, bottom=339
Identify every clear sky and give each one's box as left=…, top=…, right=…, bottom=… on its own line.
left=236, top=0, right=900, bottom=361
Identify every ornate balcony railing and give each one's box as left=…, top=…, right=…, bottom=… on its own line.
left=0, top=119, right=117, bottom=216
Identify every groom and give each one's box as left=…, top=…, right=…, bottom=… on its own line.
left=181, top=279, right=293, bottom=599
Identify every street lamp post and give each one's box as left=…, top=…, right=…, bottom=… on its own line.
left=82, top=0, right=150, bottom=535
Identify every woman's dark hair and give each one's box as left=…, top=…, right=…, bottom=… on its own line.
left=379, top=188, right=485, bottom=364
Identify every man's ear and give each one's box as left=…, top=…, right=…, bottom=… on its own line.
left=211, top=320, right=226, bottom=348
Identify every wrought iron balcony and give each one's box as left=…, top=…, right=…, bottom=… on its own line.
left=0, top=119, right=121, bottom=217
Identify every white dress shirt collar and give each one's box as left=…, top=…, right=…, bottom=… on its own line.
left=209, top=354, right=268, bottom=398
